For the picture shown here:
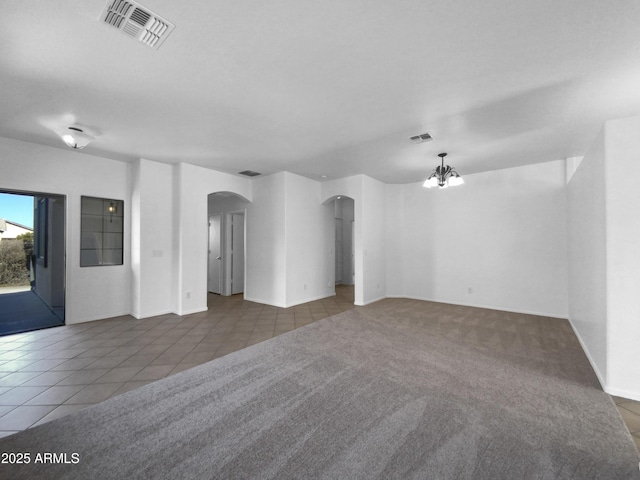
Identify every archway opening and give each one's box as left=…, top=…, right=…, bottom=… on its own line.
left=325, top=195, right=355, bottom=305
left=207, top=192, right=250, bottom=302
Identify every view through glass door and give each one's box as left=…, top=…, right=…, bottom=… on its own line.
left=0, top=190, right=66, bottom=336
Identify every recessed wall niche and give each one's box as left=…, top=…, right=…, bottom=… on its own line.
left=80, top=196, right=124, bottom=267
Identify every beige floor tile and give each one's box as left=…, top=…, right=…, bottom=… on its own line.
left=131, top=365, right=175, bottom=382
left=64, top=383, right=124, bottom=405
left=118, top=354, right=159, bottom=367
left=4, top=350, right=50, bottom=361
left=150, top=352, right=190, bottom=366
left=170, top=364, right=199, bottom=376
left=0, top=350, right=31, bottom=361
left=108, top=345, right=145, bottom=357
left=0, top=405, right=15, bottom=415
left=0, top=360, right=38, bottom=371
left=0, top=386, right=48, bottom=406
left=51, top=357, right=102, bottom=371
left=112, top=380, right=154, bottom=397
left=31, top=404, right=92, bottom=427
left=20, top=370, right=75, bottom=387
left=0, top=371, right=43, bottom=388
left=618, top=400, right=640, bottom=416
left=94, top=366, right=144, bottom=384
left=274, top=326, right=294, bottom=336
left=617, top=406, right=640, bottom=434
left=19, top=358, right=70, bottom=372
left=191, top=342, right=223, bottom=353
left=179, top=351, right=215, bottom=365
left=25, top=385, right=86, bottom=405
left=0, top=405, right=57, bottom=430
left=77, top=346, right=118, bottom=358
left=55, top=369, right=111, bottom=386
left=37, top=347, right=89, bottom=359
left=86, top=355, right=130, bottom=369
left=137, top=344, right=172, bottom=356
left=163, top=344, right=198, bottom=355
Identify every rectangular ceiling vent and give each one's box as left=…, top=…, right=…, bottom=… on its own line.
left=238, top=170, right=261, bottom=177
left=100, top=0, right=175, bottom=50
left=409, top=132, right=433, bottom=144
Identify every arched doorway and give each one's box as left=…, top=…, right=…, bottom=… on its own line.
left=207, top=192, right=250, bottom=299
left=326, top=195, right=355, bottom=305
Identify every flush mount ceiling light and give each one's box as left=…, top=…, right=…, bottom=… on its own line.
left=423, top=153, right=464, bottom=189
left=60, top=126, right=95, bottom=150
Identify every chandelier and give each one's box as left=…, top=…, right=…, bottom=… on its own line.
left=423, top=152, right=464, bottom=189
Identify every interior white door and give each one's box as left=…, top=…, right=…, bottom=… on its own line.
left=231, top=213, right=245, bottom=294
left=208, top=214, right=222, bottom=294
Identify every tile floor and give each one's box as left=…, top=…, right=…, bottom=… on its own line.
left=0, top=285, right=639, bottom=456
left=0, top=286, right=355, bottom=438
left=612, top=396, right=640, bottom=452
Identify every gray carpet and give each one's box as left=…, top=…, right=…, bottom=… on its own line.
left=1, top=299, right=638, bottom=479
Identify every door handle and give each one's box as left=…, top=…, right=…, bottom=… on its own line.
left=216, top=256, right=221, bottom=260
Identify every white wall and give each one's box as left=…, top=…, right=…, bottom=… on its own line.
left=385, top=184, right=405, bottom=297
left=245, top=172, right=334, bottom=308
left=0, top=137, right=131, bottom=323
left=394, top=161, right=568, bottom=317
left=284, top=172, right=334, bottom=307
left=566, top=115, right=640, bottom=400
left=175, top=162, right=252, bottom=315
left=603, top=115, right=640, bottom=399
left=131, top=158, right=175, bottom=318
left=361, top=176, right=387, bottom=304
left=245, top=173, right=286, bottom=306
left=567, top=130, right=608, bottom=385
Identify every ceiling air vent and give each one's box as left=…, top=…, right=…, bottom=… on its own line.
left=409, top=132, right=433, bottom=144
left=238, top=170, right=261, bottom=177
left=100, top=0, right=175, bottom=50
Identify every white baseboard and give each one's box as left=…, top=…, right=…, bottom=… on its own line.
left=283, top=293, right=335, bottom=308
left=243, top=296, right=287, bottom=308
left=604, top=386, right=640, bottom=402
left=357, top=295, right=386, bottom=306
left=244, top=293, right=338, bottom=309
left=565, top=317, right=606, bottom=391
left=178, top=307, right=208, bottom=316
left=130, top=309, right=174, bottom=320
left=66, top=310, right=131, bottom=324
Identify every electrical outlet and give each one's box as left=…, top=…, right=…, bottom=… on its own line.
left=186, top=292, right=191, bottom=299
left=304, top=284, right=307, bottom=290
left=468, top=287, right=473, bottom=294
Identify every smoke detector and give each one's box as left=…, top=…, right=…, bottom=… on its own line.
left=100, top=0, right=175, bottom=50
left=409, top=132, right=433, bottom=144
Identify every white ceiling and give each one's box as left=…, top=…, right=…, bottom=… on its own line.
left=1, top=0, right=640, bottom=183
